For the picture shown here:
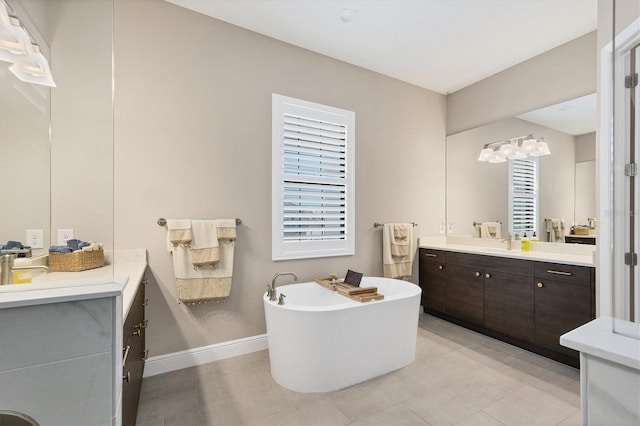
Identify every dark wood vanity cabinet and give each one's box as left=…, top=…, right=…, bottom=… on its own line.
left=534, top=262, right=595, bottom=357
left=445, top=261, right=485, bottom=326
left=418, top=249, right=447, bottom=312
left=122, top=277, right=147, bottom=426
left=418, top=248, right=595, bottom=367
left=484, top=269, right=535, bottom=344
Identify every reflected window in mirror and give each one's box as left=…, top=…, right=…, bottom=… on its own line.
left=509, top=158, right=538, bottom=238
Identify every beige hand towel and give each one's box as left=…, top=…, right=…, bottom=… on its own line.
left=383, top=223, right=414, bottom=279
left=191, top=220, right=220, bottom=269
left=169, top=219, right=237, bottom=304
left=166, top=219, right=192, bottom=249
left=216, top=218, right=237, bottom=241
left=479, top=222, right=501, bottom=239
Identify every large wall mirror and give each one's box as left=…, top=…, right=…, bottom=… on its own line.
left=1, top=0, right=115, bottom=261
left=446, top=93, right=596, bottom=243
left=0, top=0, right=51, bottom=252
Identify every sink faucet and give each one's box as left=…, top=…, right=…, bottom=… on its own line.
left=501, top=233, right=512, bottom=250
left=268, top=272, right=298, bottom=301
left=1, top=254, right=51, bottom=285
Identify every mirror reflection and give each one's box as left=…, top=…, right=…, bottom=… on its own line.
left=0, top=0, right=51, bottom=254
left=446, top=93, right=596, bottom=243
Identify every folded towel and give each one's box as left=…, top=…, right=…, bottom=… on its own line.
left=547, top=219, right=565, bottom=243
left=394, top=225, right=409, bottom=239
left=4, top=240, right=23, bottom=249
left=49, top=245, right=73, bottom=253
left=390, top=223, right=410, bottom=257
left=383, top=223, right=414, bottom=279
left=480, top=222, right=501, bottom=239
left=169, top=219, right=237, bottom=303
left=216, top=219, right=237, bottom=241
left=190, top=220, right=220, bottom=269
left=166, top=219, right=192, bottom=250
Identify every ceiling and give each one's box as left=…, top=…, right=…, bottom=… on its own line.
left=166, top=0, right=597, bottom=95
left=517, top=93, right=597, bottom=136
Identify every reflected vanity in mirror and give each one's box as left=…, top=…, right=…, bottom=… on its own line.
left=446, top=93, right=596, bottom=244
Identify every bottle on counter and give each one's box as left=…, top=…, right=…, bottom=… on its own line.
left=521, top=233, right=530, bottom=252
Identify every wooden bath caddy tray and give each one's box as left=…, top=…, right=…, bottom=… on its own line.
left=315, top=278, right=384, bottom=303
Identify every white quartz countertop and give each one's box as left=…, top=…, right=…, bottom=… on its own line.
left=418, top=236, right=595, bottom=267
left=560, top=316, right=640, bottom=371
left=0, top=249, right=147, bottom=319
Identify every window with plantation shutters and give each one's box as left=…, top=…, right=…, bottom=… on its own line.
left=272, top=94, right=355, bottom=260
left=509, top=158, right=538, bottom=238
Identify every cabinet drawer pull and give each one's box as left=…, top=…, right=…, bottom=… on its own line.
left=438, top=265, right=444, bottom=270
left=122, top=345, right=131, bottom=366
left=142, top=349, right=149, bottom=361
left=123, top=371, right=131, bottom=382
left=546, top=270, right=572, bottom=276
left=475, top=272, right=481, bottom=277
left=142, top=278, right=148, bottom=285
left=142, top=298, right=149, bottom=306
left=537, top=282, right=544, bottom=288
left=423, top=253, right=437, bottom=258
left=485, top=273, right=491, bottom=279
left=140, top=319, right=149, bottom=329
left=133, top=328, right=141, bottom=336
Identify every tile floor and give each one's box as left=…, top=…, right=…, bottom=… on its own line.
left=136, top=314, right=581, bottom=425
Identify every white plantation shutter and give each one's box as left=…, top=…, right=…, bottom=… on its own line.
left=272, top=94, right=355, bottom=260
left=510, top=158, right=538, bottom=237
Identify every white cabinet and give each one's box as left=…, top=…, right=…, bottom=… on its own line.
left=0, top=297, right=118, bottom=425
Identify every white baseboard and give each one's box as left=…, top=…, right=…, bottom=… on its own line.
left=143, top=334, right=268, bottom=377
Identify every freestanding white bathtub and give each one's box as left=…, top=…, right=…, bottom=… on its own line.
left=263, top=277, right=422, bottom=393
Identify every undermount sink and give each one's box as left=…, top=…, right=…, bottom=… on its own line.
left=481, top=247, right=509, bottom=254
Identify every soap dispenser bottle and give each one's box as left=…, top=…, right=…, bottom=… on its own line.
left=521, top=233, right=530, bottom=252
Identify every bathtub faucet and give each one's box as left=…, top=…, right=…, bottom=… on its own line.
left=269, top=272, right=298, bottom=301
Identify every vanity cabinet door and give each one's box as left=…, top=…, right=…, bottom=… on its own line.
left=484, top=271, right=535, bottom=343
left=445, top=263, right=484, bottom=326
left=534, top=263, right=594, bottom=357
left=418, top=249, right=447, bottom=313
left=122, top=278, right=147, bottom=426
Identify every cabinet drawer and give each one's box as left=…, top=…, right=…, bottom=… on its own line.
left=447, top=251, right=533, bottom=276
left=534, top=262, right=593, bottom=285
left=420, top=249, right=447, bottom=262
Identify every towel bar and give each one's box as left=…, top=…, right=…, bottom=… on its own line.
left=373, top=222, right=418, bottom=228
left=473, top=221, right=502, bottom=227
left=157, top=217, right=242, bottom=227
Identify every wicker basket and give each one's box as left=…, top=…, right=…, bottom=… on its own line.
left=572, top=226, right=590, bottom=235
left=49, top=248, right=105, bottom=272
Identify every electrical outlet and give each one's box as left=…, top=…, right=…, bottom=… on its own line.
left=57, top=229, right=74, bottom=245
left=447, top=223, right=454, bottom=234
left=439, top=223, right=445, bottom=235
left=26, top=229, right=44, bottom=249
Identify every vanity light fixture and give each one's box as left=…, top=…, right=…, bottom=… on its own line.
left=478, top=134, right=550, bottom=162
left=0, top=0, right=55, bottom=87
left=9, top=44, right=56, bottom=87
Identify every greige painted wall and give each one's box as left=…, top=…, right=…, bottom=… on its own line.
left=446, top=118, right=576, bottom=241
left=113, top=0, right=446, bottom=356
left=49, top=0, right=114, bottom=251
left=576, top=132, right=596, bottom=163
left=447, top=31, right=597, bottom=135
